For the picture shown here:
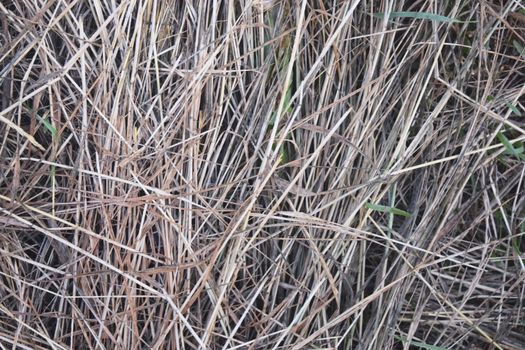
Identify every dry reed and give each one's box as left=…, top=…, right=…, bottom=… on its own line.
left=1, top=0, right=524, bottom=349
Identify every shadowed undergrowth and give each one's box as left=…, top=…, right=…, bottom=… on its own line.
left=0, top=1, right=524, bottom=349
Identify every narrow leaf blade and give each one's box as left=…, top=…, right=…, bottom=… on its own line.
left=36, top=115, right=58, bottom=139
left=365, top=202, right=412, bottom=217
left=497, top=132, right=525, bottom=160
left=395, top=335, right=447, bottom=350
left=513, top=40, right=525, bottom=56
left=505, top=101, right=522, bottom=116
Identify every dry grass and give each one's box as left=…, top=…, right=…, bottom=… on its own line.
left=1, top=0, right=524, bottom=349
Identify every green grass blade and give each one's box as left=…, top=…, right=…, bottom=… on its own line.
left=283, top=81, right=293, bottom=113
left=513, top=40, right=525, bottom=56
left=278, top=146, right=288, bottom=165
left=395, top=335, right=447, bottom=350
left=373, top=11, right=457, bottom=23
left=505, top=101, right=522, bottom=116
left=503, top=145, right=524, bottom=155
left=497, top=132, right=525, bottom=160
left=365, top=202, right=411, bottom=217
left=268, top=112, right=277, bottom=128
left=35, top=114, right=59, bottom=140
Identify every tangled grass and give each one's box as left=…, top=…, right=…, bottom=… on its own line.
left=1, top=0, right=524, bottom=349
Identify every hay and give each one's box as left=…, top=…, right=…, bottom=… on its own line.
left=1, top=1, right=524, bottom=349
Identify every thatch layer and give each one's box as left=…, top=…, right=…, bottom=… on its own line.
left=1, top=1, right=524, bottom=349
